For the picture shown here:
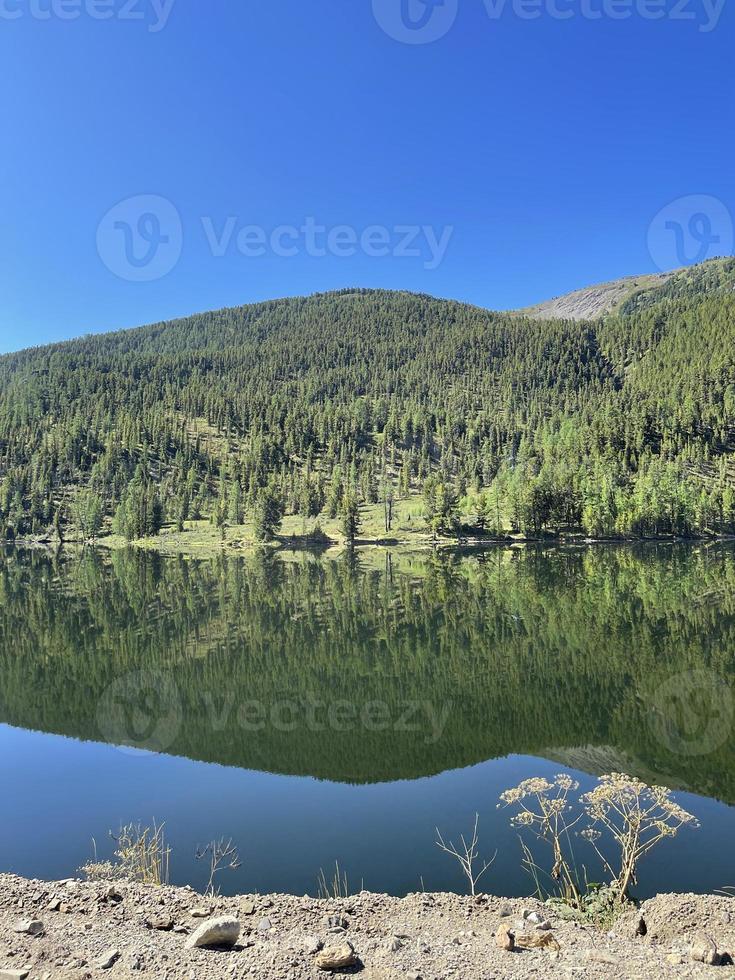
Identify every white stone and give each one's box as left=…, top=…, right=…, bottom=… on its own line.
left=95, top=949, right=120, bottom=970
left=185, top=916, right=241, bottom=950
left=12, top=920, right=44, bottom=936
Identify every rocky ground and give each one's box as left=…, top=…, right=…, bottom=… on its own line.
left=519, top=272, right=670, bottom=321
left=2, top=874, right=735, bottom=979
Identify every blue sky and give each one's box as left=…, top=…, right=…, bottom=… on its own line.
left=0, top=0, right=733, bottom=352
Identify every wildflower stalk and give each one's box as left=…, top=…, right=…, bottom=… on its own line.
left=501, top=772, right=700, bottom=909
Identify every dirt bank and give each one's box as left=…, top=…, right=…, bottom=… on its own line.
left=2, top=874, right=735, bottom=979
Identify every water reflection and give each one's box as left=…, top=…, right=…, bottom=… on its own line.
left=0, top=543, right=734, bottom=895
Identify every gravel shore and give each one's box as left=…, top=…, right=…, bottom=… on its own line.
left=2, top=874, right=735, bottom=979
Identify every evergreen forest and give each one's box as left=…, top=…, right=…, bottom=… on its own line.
left=1, top=257, right=734, bottom=543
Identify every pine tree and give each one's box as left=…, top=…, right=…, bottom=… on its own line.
left=72, top=490, right=103, bottom=543
left=422, top=476, right=459, bottom=538
left=113, top=466, right=164, bottom=541
left=252, top=483, right=284, bottom=542
left=340, top=492, right=361, bottom=543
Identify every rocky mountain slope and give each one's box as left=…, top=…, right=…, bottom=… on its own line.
left=517, top=271, right=672, bottom=320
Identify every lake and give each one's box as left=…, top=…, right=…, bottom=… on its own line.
left=1, top=543, right=734, bottom=898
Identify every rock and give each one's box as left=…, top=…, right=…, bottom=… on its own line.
left=497, top=903, right=513, bottom=917
left=47, top=899, right=61, bottom=912
left=315, top=942, right=358, bottom=971
left=240, top=900, right=256, bottom=916
left=533, top=919, right=552, bottom=931
left=104, top=886, right=123, bottom=903
left=190, top=907, right=213, bottom=918
left=327, top=914, right=348, bottom=929
left=0, top=971, right=30, bottom=980
left=586, top=950, right=621, bottom=965
left=495, top=925, right=515, bottom=952
left=515, top=932, right=561, bottom=951
left=690, top=932, right=722, bottom=966
left=667, top=953, right=684, bottom=965
left=257, top=916, right=273, bottom=932
left=12, top=920, right=44, bottom=937
left=95, top=949, right=120, bottom=970
left=388, top=936, right=404, bottom=951
left=185, top=916, right=241, bottom=950
left=146, top=914, right=174, bottom=931
left=303, top=936, right=323, bottom=955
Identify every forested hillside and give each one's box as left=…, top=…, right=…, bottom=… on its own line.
left=1, top=257, right=735, bottom=543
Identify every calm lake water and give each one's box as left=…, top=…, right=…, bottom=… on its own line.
left=1, top=543, right=734, bottom=898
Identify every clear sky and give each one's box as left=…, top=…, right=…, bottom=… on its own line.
left=1, top=0, right=733, bottom=352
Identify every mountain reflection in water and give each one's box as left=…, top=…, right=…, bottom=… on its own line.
left=0, top=543, right=733, bottom=896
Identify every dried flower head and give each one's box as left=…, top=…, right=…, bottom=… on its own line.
left=499, top=777, right=554, bottom=805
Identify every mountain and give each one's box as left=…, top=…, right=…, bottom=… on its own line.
left=0, top=257, right=734, bottom=543
left=521, top=257, right=735, bottom=319
left=517, top=271, right=671, bottom=321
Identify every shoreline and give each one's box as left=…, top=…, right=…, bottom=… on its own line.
left=7, top=525, right=735, bottom=561
left=2, top=874, right=734, bottom=978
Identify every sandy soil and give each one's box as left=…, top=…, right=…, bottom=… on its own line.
left=2, top=874, right=735, bottom=979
